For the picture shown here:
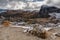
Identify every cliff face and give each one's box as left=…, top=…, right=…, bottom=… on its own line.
left=39, top=5, right=60, bottom=18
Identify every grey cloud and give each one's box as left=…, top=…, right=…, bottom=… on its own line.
left=45, top=0, right=60, bottom=8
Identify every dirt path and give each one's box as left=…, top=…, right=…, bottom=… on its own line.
left=0, top=27, right=60, bottom=40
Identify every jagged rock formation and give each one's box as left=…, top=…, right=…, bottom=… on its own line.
left=39, top=5, right=60, bottom=18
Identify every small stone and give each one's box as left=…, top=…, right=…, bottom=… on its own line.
left=55, top=33, right=60, bottom=37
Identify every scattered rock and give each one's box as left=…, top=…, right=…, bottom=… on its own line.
left=46, top=23, right=56, bottom=27
left=55, top=33, right=60, bottom=37
left=44, top=27, right=53, bottom=31
left=24, top=25, right=50, bottom=39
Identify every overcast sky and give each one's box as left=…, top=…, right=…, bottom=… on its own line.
left=0, top=0, right=60, bottom=10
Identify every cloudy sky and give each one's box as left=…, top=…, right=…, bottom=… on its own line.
left=0, top=0, right=60, bottom=10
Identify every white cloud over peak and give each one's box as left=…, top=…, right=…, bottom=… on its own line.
left=0, top=0, right=60, bottom=10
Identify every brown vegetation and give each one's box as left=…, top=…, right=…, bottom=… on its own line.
left=2, top=20, right=10, bottom=27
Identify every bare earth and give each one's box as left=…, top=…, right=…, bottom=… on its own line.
left=0, top=27, right=60, bottom=40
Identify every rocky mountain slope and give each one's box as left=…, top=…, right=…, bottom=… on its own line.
left=0, top=5, right=60, bottom=21
left=39, top=5, right=60, bottom=18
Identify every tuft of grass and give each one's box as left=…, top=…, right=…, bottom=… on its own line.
left=2, top=20, right=10, bottom=27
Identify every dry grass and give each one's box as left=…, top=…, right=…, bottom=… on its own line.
left=2, top=20, right=10, bottom=27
